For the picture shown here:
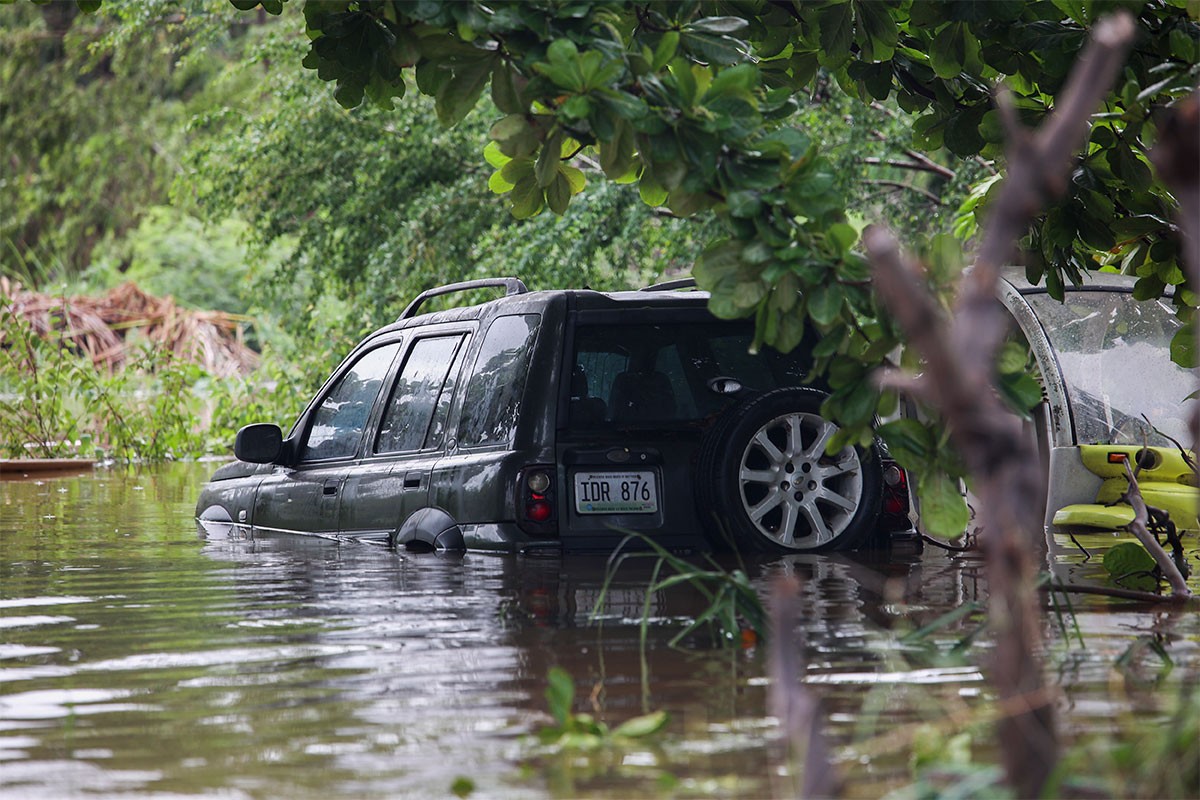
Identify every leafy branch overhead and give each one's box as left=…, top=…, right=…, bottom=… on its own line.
left=220, top=0, right=1197, bottom=519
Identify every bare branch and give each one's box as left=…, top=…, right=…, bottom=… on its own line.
left=861, top=157, right=956, bottom=180
left=861, top=179, right=946, bottom=205
left=1122, top=460, right=1192, bottom=597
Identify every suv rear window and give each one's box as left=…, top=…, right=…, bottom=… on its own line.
left=569, top=322, right=811, bottom=427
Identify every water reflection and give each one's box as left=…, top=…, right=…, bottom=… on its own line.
left=1, top=465, right=1197, bottom=799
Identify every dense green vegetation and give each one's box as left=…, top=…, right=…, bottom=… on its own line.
left=1, top=0, right=979, bottom=460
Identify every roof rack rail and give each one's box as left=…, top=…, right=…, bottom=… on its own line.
left=639, top=278, right=697, bottom=292
left=398, top=278, right=529, bottom=321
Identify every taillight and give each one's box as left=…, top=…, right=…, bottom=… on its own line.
left=881, top=462, right=910, bottom=521
left=517, top=466, right=556, bottom=535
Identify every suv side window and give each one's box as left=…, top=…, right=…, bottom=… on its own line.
left=375, top=335, right=464, bottom=454
left=457, top=314, right=540, bottom=448
left=302, top=343, right=401, bottom=461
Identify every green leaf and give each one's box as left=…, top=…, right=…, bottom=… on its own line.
left=680, top=31, right=746, bottom=66
left=826, top=222, right=858, bottom=255
left=931, top=22, right=970, bottom=79
left=653, top=31, right=680, bottom=70
left=491, top=63, right=525, bottom=114
left=693, top=239, right=744, bottom=287
left=1170, top=321, right=1196, bottom=368
left=918, top=470, right=970, bottom=539
left=333, top=80, right=365, bottom=109
left=726, top=190, right=762, bottom=218
left=854, top=0, right=899, bottom=62
left=561, top=94, right=591, bottom=119
left=685, top=16, right=749, bottom=35
left=600, top=118, right=636, bottom=179
left=818, top=2, right=854, bottom=69
left=877, top=419, right=936, bottom=472
left=561, top=165, right=586, bottom=194
left=808, top=282, right=844, bottom=325
left=638, top=173, right=668, bottom=206
left=509, top=175, right=545, bottom=218
left=1051, top=0, right=1092, bottom=24
left=944, top=108, right=985, bottom=156
left=435, top=55, right=495, bottom=126
left=546, top=172, right=572, bottom=215
left=545, top=667, right=574, bottom=726
left=1102, top=542, right=1158, bottom=591
left=834, top=380, right=878, bottom=428
left=483, top=141, right=511, bottom=169
left=1108, top=145, right=1153, bottom=192
left=499, top=157, right=534, bottom=185
left=1133, top=275, right=1165, bottom=301
left=997, top=371, right=1043, bottom=416
left=535, top=130, right=563, bottom=188
left=995, top=341, right=1028, bottom=374
left=613, top=710, right=669, bottom=739
left=733, top=278, right=767, bottom=309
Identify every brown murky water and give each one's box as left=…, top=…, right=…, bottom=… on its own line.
left=2, top=464, right=1197, bottom=799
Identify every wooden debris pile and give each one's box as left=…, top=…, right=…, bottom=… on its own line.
left=1, top=278, right=259, bottom=378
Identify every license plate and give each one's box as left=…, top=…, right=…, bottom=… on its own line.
left=573, top=470, right=658, bottom=514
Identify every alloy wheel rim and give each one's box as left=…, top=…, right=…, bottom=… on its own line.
left=736, top=411, right=863, bottom=548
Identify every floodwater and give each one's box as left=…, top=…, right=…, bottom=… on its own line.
left=1, top=463, right=1197, bottom=799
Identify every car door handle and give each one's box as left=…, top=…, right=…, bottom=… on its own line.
left=403, top=471, right=422, bottom=489
left=323, top=484, right=338, bottom=496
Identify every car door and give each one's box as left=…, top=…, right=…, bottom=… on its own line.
left=252, top=341, right=402, bottom=536
left=338, top=332, right=470, bottom=541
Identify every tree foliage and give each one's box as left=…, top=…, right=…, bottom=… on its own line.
left=0, top=1, right=255, bottom=281
left=222, top=0, right=1198, bottom=449
left=183, top=21, right=717, bottom=327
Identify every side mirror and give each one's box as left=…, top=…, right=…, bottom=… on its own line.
left=235, top=423, right=283, bottom=464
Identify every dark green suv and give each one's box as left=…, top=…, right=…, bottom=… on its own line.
left=196, top=278, right=908, bottom=553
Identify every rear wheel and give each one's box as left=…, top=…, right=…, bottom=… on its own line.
left=695, top=388, right=881, bottom=552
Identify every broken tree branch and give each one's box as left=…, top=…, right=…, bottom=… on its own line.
left=862, top=179, right=946, bottom=205
left=1122, top=460, right=1192, bottom=597
left=861, top=157, right=956, bottom=179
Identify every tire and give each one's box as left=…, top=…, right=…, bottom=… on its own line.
left=695, top=387, right=882, bottom=553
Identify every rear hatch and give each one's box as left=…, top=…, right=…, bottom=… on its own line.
left=555, top=305, right=815, bottom=551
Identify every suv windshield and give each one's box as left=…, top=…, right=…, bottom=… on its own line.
left=1026, top=291, right=1196, bottom=447
left=569, top=321, right=811, bottom=427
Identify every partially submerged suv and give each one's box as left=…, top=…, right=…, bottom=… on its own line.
left=197, top=278, right=908, bottom=553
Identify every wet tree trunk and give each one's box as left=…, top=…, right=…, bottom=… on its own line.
left=864, top=14, right=1136, bottom=798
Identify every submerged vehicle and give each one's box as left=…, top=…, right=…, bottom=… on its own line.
left=997, top=268, right=1197, bottom=536
left=197, top=278, right=912, bottom=554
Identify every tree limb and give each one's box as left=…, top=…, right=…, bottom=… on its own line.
left=862, top=179, right=945, bottom=205
left=861, top=157, right=956, bottom=180
left=1122, top=460, right=1192, bottom=597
